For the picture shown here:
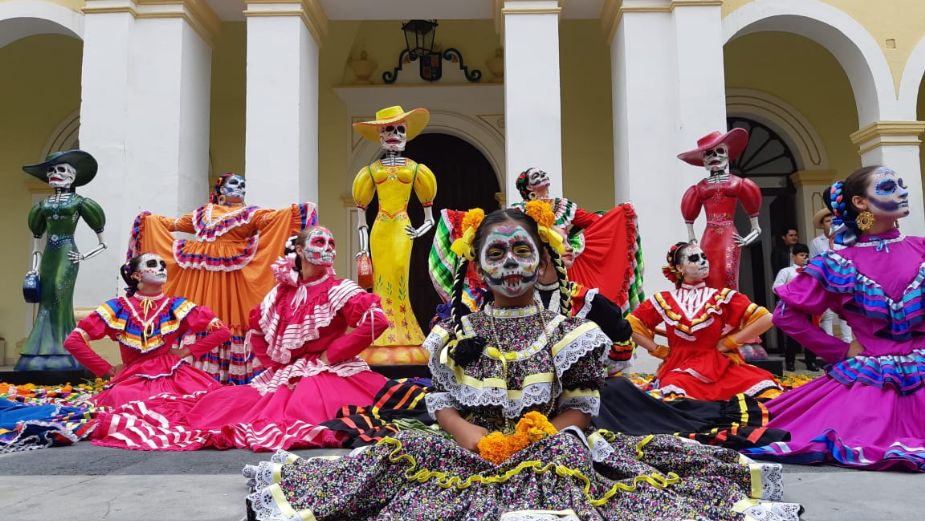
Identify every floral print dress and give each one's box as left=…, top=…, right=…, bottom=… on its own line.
left=244, top=304, right=801, bottom=520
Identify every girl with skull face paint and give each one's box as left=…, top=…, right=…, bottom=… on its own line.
left=126, top=172, right=318, bottom=384
left=91, top=227, right=394, bottom=452
left=627, top=242, right=781, bottom=402
left=62, top=253, right=230, bottom=409
left=237, top=208, right=801, bottom=521
left=743, top=166, right=925, bottom=471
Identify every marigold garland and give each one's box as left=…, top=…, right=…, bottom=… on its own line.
left=523, top=200, right=555, bottom=228
left=477, top=411, right=558, bottom=465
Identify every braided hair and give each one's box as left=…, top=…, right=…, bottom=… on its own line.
left=825, top=165, right=881, bottom=246
left=450, top=208, right=571, bottom=367
left=210, top=172, right=237, bottom=204
left=120, top=255, right=145, bottom=297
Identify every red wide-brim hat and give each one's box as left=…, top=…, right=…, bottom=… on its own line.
left=677, top=128, right=749, bottom=167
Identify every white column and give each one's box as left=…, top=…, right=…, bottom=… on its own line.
left=501, top=0, right=563, bottom=200
left=128, top=2, right=217, bottom=215
left=77, top=2, right=137, bottom=306
left=77, top=0, right=217, bottom=307
left=244, top=0, right=326, bottom=207
left=608, top=0, right=726, bottom=295
left=851, top=122, right=925, bottom=236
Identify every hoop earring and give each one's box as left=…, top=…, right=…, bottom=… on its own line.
left=527, top=192, right=537, bottom=201
left=855, top=211, right=875, bottom=232
left=217, top=194, right=227, bottom=206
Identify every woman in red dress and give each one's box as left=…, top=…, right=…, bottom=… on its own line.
left=91, top=226, right=392, bottom=451
left=63, top=254, right=231, bottom=408
left=628, top=242, right=781, bottom=401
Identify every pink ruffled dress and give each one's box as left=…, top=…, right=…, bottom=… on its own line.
left=92, top=261, right=390, bottom=451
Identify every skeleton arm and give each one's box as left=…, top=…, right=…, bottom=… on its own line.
left=686, top=223, right=698, bottom=244
left=733, top=217, right=762, bottom=247
left=30, top=238, right=43, bottom=272
left=68, top=233, right=108, bottom=264
left=404, top=206, right=434, bottom=239
left=355, top=207, right=370, bottom=255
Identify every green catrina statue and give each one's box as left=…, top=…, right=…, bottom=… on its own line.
left=16, top=150, right=107, bottom=372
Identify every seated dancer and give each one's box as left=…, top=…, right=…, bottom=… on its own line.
left=629, top=242, right=781, bottom=401
left=63, top=254, right=230, bottom=408
left=243, top=205, right=800, bottom=521
left=91, top=227, right=391, bottom=451
left=745, top=166, right=925, bottom=471
left=531, top=232, right=787, bottom=449
left=430, top=168, right=643, bottom=313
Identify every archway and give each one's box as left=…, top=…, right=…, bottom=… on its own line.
left=362, top=133, right=500, bottom=332
left=723, top=0, right=898, bottom=126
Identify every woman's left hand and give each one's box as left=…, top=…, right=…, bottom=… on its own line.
left=318, top=352, right=330, bottom=365
left=846, top=340, right=865, bottom=358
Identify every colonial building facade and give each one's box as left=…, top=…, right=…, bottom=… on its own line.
left=2, top=0, right=925, bottom=359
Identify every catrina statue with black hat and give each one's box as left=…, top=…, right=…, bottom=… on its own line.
left=16, top=149, right=108, bottom=372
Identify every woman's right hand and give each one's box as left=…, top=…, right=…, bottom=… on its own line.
left=107, top=363, right=124, bottom=378
left=846, top=339, right=865, bottom=358
left=454, top=423, right=489, bottom=452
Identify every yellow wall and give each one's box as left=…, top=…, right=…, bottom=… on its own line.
left=0, top=34, right=82, bottom=351
left=208, top=22, right=246, bottom=182
left=723, top=0, right=925, bottom=92
left=724, top=31, right=861, bottom=179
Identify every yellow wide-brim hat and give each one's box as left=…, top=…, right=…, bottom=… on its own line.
left=353, top=106, right=430, bottom=143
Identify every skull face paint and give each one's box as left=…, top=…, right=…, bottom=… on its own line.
left=702, top=144, right=729, bottom=173
left=866, top=167, right=910, bottom=220
left=479, top=223, right=540, bottom=298
left=678, top=245, right=709, bottom=282
left=135, top=253, right=168, bottom=286
left=379, top=123, right=407, bottom=153
left=46, top=163, right=76, bottom=189
left=524, top=168, right=551, bottom=198
left=300, top=227, right=336, bottom=267
left=220, top=174, right=246, bottom=203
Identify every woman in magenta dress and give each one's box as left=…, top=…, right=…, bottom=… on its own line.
left=745, top=166, right=925, bottom=471
left=63, top=253, right=230, bottom=408
left=92, top=226, right=391, bottom=451
left=628, top=242, right=781, bottom=401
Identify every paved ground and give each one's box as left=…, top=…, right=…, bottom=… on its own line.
left=1, top=443, right=922, bottom=521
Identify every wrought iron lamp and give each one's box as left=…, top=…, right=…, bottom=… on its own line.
left=383, top=19, right=481, bottom=84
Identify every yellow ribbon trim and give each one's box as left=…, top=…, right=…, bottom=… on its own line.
left=537, top=225, right=566, bottom=254
left=377, top=434, right=677, bottom=507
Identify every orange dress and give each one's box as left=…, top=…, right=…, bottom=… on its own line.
left=628, top=283, right=781, bottom=401
left=127, top=202, right=317, bottom=383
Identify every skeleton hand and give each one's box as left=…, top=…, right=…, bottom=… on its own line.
left=733, top=230, right=760, bottom=247
left=67, top=250, right=84, bottom=264
left=404, top=221, right=434, bottom=239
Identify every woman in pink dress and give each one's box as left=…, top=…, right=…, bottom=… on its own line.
left=745, top=166, right=925, bottom=471
left=63, top=253, right=230, bottom=408
left=92, top=226, right=391, bottom=451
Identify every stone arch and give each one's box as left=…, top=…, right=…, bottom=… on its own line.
left=723, top=0, right=899, bottom=125
left=42, top=110, right=81, bottom=156
left=0, top=1, right=83, bottom=48
left=898, top=34, right=925, bottom=117
left=726, top=88, right=829, bottom=171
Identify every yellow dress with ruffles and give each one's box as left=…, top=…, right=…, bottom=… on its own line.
left=353, top=159, right=436, bottom=348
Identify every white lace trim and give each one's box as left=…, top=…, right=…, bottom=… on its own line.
left=742, top=379, right=782, bottom=397
left=249, top=356, right=371, bottom=395
left=587, top=431, right=615, bottom=463
left=574, top=288, right=598, bottom=319
left=500, top=511, right=582, bottom=521
left=425, top=392, right=462, bottom=419
left=557, top=396, right=600, bottom=416
left=552, top=326, right=610, bottom=379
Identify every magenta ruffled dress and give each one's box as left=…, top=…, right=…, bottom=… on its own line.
left=744, top=229, right=925, bottom=471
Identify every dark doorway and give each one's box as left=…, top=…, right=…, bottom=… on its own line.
left=363, top=133, right=501, bottom=334
left=728, top=117, right=798, bottom=353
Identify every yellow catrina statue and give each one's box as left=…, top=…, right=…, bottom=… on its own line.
left=352, top=106, right=437, bottom=364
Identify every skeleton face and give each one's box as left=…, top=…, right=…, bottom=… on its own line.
left=379, top=123, right=407, bottom=153
left=46, top=163, right=76, bottom=189
left=300, top=227, right=336, bottom=267
left=479, top=223, right=541, bottom=298
left=702, top=144, right=729, bottom=173
left=220, top=174, right=246, bottom=203
left=525, top=168, right=550, bottom=197
left=134, top=253, right=168, bottom=286
left=864, top=167, right=910, bottom=221
left=678, top=245, right=709, bottom=282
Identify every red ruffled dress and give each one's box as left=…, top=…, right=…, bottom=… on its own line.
left=63, top=295, right=230, bottom=408
left=628, top=283, right=781, bottom=400
left=91, top=261, right=390, bottom=451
